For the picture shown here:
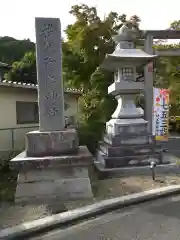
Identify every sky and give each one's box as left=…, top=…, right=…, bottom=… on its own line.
left=1, top=0, right=180, bottom=42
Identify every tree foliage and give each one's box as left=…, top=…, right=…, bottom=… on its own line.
left=63, top=5, right=139, bottom=90
left=170, top=20, right=180, bottom=30
left=153, top=37, right=180, bottom=114
left=138, top=21, right=180, bottom=116
left=0, top=37, right=35, bottom=64
left=63, top=4, right=141, bottom=153
left=5, top=51, right=37, bottom=84
left=5, top=41, right=70, bottom=85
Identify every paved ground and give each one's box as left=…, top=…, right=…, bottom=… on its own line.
left=160, top=133, right=180, bottom=157
left=33, top=194, right=180, bottom=240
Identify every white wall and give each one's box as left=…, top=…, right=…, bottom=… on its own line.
left=0, top=86, right=79, bottom=152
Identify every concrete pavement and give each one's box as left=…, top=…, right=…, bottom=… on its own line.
left=34, top=194, right=180, bottom=240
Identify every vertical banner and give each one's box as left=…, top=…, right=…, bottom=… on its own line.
left=153, top=88, right=169, bottom=141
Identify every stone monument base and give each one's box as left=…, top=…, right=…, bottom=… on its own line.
left=11, top=146, right=93, bottom=204
left=26, top=129, right=79, bottom=157
left=106, top=118, right=148, bottom=137
left=95, top=118, right=162, bottom=169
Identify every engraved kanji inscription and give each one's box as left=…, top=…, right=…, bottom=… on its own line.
left=47, top=74, right=56, bottom=82
left=40, top=24, right=55, bottom=51
left=35, top=18, right=65, bottom=130
left=40, top=23, right=55, bottom=38
left=44, top=56, right=56, bottom=67
left=48, top=105, right=59, bottom=116
left=45, top=90, right=60, bottom=101
left=44, top=40, right=53, bottom=50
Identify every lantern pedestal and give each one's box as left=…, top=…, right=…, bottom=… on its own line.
left=96, top=99, right=157, bottom=168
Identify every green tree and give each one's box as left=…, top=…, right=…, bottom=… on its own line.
left=138, top=20, right=180, bottom=115
left=5, top=41, right=71, bottom=86
left=170, top=20, right=180, bottom=30
left=154, top=44, right=180, bottom=114
left=138, top=43, right=180, bottom=114
left=63, top=4, right=140, bottom=153
left=5, top=51, right=37, bottom=84
left=0, top=37, right=35, bottom=64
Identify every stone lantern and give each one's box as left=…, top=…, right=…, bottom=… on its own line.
left=95, top=20, right=158, bottom=169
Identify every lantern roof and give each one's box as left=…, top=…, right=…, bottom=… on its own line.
left=100, top=17, right=157, bottom=71
left=100, top=48, right=157, bottom=71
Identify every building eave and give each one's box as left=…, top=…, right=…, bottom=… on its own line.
left=0, top=62, right=11, bottom=69
left=0, top=80, right=83, bottom=95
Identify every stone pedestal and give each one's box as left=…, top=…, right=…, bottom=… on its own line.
left=26, top=129, right=79, bottom=157
left=96, top=117, right=159, bottom=168
left=11, top=145, right=93, bottom=204
left=95, top=92, right=161, bottom=169
left=95, top=74, right=160, bottom=170
left=97, top=135, right=157, bottom=168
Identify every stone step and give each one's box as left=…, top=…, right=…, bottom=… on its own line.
left=104, top=134, right=154, bottom=146
left=99, top=142, right=155, bottom=157
left=94, top=160, right=178, bottom=178
left=96, top=150, right=161, bottom=168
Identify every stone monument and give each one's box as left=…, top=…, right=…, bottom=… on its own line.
left=95, top=18, right=160, bottom=170
left=10, top=18, right=93, bottom=204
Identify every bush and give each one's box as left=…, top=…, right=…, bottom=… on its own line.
left=0, top=151, right=20, bottom=171
left=78, top=120, right=105, bottom=155
left=77, top=85, right=116, bottom=154
left=0, top=151, right=19, bottom=202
